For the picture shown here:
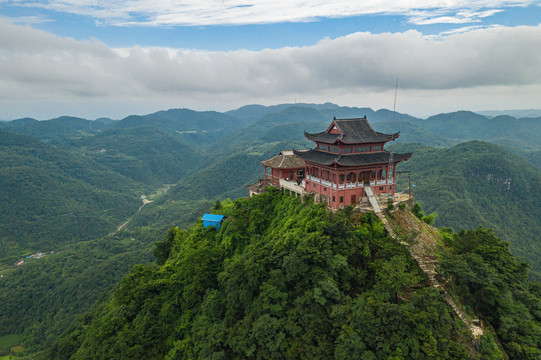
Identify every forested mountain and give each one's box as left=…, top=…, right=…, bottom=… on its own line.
left=48, top=191, right=541, bottom=359
left=0, top=130, right=142, bottom=259
left=410, top=111, right=541, bottom=151
left=0, top=116, right=107, bottom=141
left=0, top=230, right=155, bottom=353
left=396, top=141, right=541, bottom=280
left=112, top=108, right=247, bottom=132
left=525, top=149, right=541, bottom=168
left=225, top=102, right=342, bottom=120
left=1, top=103, right=540, bottom=357
left=63, top=127, right=202, bottom=186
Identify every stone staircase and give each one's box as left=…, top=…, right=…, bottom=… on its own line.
left=363, top=186, right=382, bottom=214
left=364, top=189, right=484, bottom=338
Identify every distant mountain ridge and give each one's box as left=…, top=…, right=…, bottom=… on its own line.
left=395, top=141, right=541, bottom=279
left=2, top=103, right=539, bottom=151
left=0, top=130, right=142, bottom=255
left=1, top=103, right=540, bottom=356
left=477, top=109, right=541, bottom=118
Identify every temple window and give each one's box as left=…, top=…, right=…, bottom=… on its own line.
left=342, top=147, right=352, bottom=154
left=354, top=146, right=370, bottom=153
left=372, top=145, right=382, bottom=151
left=329, top=146, right=340, bottom=154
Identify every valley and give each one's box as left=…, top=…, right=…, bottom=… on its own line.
left=0, top=103, right=540, bottom=357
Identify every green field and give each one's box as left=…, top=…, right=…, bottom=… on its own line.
left=0, top=334, right=22, bottom=356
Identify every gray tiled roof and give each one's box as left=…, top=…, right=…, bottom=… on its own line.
left=261, top=150, right=306, bottom=168
left=305, top=118, right=399, bottom=144
left=293, top=149, right=412, bottom=166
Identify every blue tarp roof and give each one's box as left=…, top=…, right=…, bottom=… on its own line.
left=201, top=214, right=225, bottom=222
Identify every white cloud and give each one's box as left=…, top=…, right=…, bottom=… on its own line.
left=408, top=8, right=505, bottom=25
left=0, top=15, right=54, bottom=26
left=1, top=20, right=541, bottom=118
left=6, top=0, right=539, bottom=26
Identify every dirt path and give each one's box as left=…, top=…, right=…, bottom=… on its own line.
left=116, top=197, right=153, bottom=232
left=365, top=195, right=484, bottom=339
left=386, top=210, right=484, bottom=338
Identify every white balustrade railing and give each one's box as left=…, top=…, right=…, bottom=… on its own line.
left=279, top=179, right=306, bottom=195
left=307, top=175, right=393, bottom=188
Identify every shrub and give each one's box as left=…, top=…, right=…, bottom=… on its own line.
left=387, top=198, right=394, bottom=211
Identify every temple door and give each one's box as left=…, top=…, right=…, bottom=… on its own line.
left=361, top=171, right=371, bottom=185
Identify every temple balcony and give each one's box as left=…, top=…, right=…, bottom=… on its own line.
left=307, top=176, right=393, bottom=189
left=279, top=179, right=306, bottom=197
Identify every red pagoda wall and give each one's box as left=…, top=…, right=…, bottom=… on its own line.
left=304, top=163, right=396, bottom=207
left=264, top=166, right=304, bottom=186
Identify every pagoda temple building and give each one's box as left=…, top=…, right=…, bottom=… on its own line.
left=257, top=116, right=412, bottom=208
left=261, top=150, right=306, bottom=186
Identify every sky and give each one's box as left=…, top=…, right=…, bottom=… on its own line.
left=1, top=0, right=541, bottom=120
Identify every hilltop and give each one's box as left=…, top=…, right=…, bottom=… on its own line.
left=0, top=103, right=540, bottom=356
left=48, top=190, right=541, bottom=359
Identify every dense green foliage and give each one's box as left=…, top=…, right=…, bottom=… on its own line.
left=397, top=141, right=541, bottom=280
left=1, top=104, right=540, bottom=357
left=439, top=228, right=541, bottom=358
left=50, top=191, right=480, bottom=359
left=0, top=229, right=158, bottom=353
left=0, top=334, right=23, bottom=356
left=410, top=112, right=541, bottom=151
left=0, top=116, right=107, bottom=142
left=0, top=130, right=142, bottom=258
left=64, top=127, right=202, bottom=186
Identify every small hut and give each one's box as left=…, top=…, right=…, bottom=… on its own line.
left=201, top=214, right=225, bottom=229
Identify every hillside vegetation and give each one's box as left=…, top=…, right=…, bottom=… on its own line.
left=49, top=190, right=540, bottom=359
left=0, top=230, right=155, bottom=352
left=0, top=130, right=142, bottom=259
left=0, top=104, right=540, bottom=357
left=396, top=141, right=541, bottom=280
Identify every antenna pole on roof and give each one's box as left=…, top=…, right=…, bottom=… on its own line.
left=387, top=78, right=398, bottom=195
